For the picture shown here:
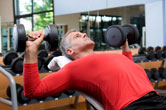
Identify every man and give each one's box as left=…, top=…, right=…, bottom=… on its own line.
left=23, top=29, right=165, bottom=110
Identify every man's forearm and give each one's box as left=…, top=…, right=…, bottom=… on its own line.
left=24, top=49, right=38, bottom=64
left=122, top=40, right=130, bottom=52
left=122, top=46, right=130, bottom=52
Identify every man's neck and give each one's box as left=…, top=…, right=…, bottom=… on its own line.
left=74, top=50, right=94, bottom=60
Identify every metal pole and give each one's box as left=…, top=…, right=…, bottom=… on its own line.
left=0, top=66, right=18, bottom=110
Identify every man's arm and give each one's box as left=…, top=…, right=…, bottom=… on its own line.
left=121, top=40, right=133, bottom=61
left=23, top=63, right=70, bottom=99
left=23, top=31, right=70, bottom=99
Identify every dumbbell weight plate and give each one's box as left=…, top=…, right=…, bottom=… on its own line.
left=122, top=24, right=139, bottom=45
left=18, top=89, right=31, bottom=104
left=147, top=46, right=154, bottom=52
left=138, top=47, right=146, bottom=55
left=158, top=67, right=166, bottom=79
left=163, top=51, right=166, bottom=58
left=155, top=50, right=162, bottom=59
left=155, top=46, right=161, bottom=52
left=52, top=93, right=62, bottom=98
left=162, top=46, right=166, bottom=52
left=51, top=49, right=62, bottom=57
left=144, top=69, right=151, bottom=80
left=44, top=55, right=55, bottom=70
left=64, top=90, right=75, bottom=96
left=146, top=50, right=155, bottom=60
left=44, top=25, right=58, bottom=52
left=7, top=83, right=22, bottom=98
left=151, top=68, right=160, bottom=80
left=11, top=57, right=23, bottom=73
left=3, top=51, right=18, bottom=65
left=38, top=49, right=48, bottom=58
left=38, top=57, right=43, bottom=70
left=13, top=24, right=27, bottom=52
left=105, top=25, right=126, bottom=47
left=163, top=68, right=166, bottom=79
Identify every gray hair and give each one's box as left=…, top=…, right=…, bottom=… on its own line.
left=60, top=29, right=78, bottom=60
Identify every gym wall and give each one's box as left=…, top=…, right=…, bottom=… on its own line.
left=0, top=0, right=13, bottom=23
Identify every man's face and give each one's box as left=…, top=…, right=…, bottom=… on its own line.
left=66, top=32, right=95, bottom=55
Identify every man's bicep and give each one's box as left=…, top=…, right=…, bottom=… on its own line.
left=41, top=69, right=71, bottom=97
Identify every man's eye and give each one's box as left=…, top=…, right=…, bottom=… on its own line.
left=76, top=35, right=80, bottom=38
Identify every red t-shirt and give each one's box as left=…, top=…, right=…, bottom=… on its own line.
left=23, top=51, right=155, bottom=110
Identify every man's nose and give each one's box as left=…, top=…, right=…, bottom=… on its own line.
left=82, top=33, right=87, bottom=38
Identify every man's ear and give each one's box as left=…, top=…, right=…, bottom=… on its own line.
left=66, top=48, right=74, bottom=56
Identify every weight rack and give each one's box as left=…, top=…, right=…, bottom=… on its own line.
left=0, top=66, right=81, bottom=110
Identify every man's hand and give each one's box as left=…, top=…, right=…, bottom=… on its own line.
left=26, top=31, right=44, bottom=52
left=122, top=40, right=130, bottom=52
left=24, top=31, right=44, bottom=64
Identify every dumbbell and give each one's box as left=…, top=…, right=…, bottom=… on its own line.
left=144, top=69, right=151, bottom=80
left=163, top=50, right=166, bottom=58
left=146, top=50, right=155, bottom=60
left=12, top=24, right=58, bottom=52
left=147, top=46, right=154, bottom=52
left=50, top=49, right=62, bottom=57
left=7, top=83, right=31, bottom=104
left=155, top=50, right=162, bottom=59
left=38, top=49, right=48, bottom=58
left=64, top=90, right=75, bottom=96
left=150, top=68, right=161, bottom=81
left=52, top=93, right=62, bottom=99
left=158, top=67, right=166, bottom=79
left=154, top=46, right=162, bottom=59
left=162, top=46, right=166, bottom=58
left=162, top=46, right=166, bottom=52
left=3, top=51, right=23, bottom=73
left=40, top=55, right=55, bottom=70
left=105, top=24, right=139, bottom=47
left=138, top=47, right=146, bottom=55
left=38, top=49, right=49, bottom=70
left=155, top=46, right=161, bottom=52
left=145, top=47, right=155, bottom=60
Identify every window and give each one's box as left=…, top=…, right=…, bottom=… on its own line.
left=13, top=0, right=54, bottom=32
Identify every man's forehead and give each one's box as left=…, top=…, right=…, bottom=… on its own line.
left=67, top=32, right=80, bottom=38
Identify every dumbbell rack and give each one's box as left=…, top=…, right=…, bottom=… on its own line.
left=0, top=66, right=18, bottom=110
left=0, top=66, right=81, bottom=110
left=133, top=55, right=166, bottom=63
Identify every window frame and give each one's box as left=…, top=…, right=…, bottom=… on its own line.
left=13, top=0, right=55, bottom=31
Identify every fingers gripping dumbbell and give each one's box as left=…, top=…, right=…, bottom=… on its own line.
left=105, top=24, right=139, bottom=47
left=12, top=24, right=58, bottom=52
